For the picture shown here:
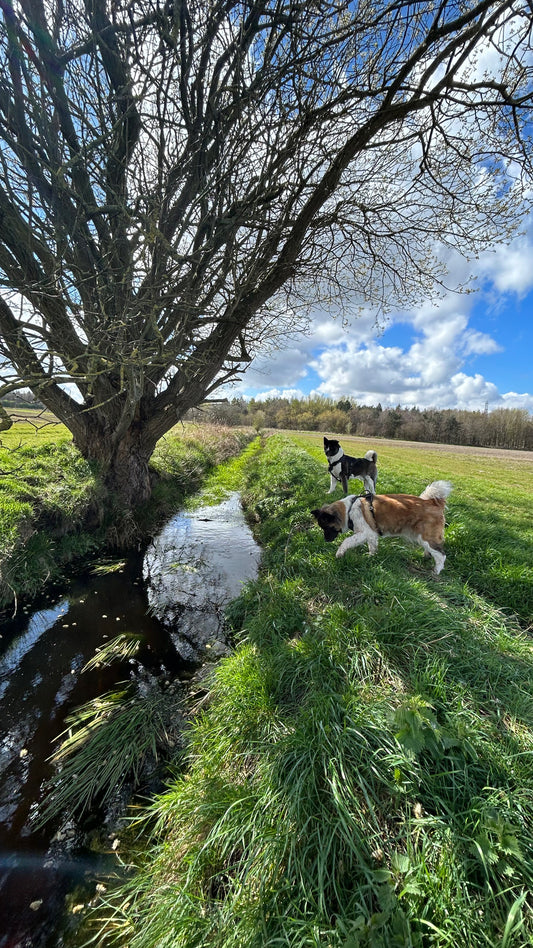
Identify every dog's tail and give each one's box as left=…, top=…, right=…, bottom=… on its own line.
left=365, top=450, right=378, bottom=463
left=420, top=480, right=452, bottom=502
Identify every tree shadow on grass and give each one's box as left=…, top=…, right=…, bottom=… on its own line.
left=220, top=528, right=533, bottom=945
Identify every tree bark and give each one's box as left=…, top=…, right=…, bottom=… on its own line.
left=73, top=420, right=155, bottom=510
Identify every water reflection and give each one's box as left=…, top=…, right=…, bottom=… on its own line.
left=0, top=490, right=260, bottom=947
left=0, top=554, right=176, bottom=948
left=0, top=602, right=69, bottom=701
left=144, top=492, right=261, bottom=661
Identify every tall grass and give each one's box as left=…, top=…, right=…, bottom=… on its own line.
left=0, top=432, right=104, bottom=605
left=87, top=434, right=533, bottom=948
left=35, top=681, right=184, bottom=828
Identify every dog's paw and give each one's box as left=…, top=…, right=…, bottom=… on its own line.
left=335, top=547, right=346, bottom=559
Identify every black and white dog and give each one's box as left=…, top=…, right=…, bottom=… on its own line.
left=323, top=436, right=378, bottom=495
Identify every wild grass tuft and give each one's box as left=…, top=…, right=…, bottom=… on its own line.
left=35, top=681, right=184, bottom=829
left=81, top=633, right=142, bottom=671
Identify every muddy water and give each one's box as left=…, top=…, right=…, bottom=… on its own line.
left=0, top=492, right=260, bottom=948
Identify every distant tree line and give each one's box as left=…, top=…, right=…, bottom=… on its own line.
left=1, top=391, right=45, bottom=409
left=4, top=390, right=531, bottom=451
left=187, top=397, right=533, bottom=451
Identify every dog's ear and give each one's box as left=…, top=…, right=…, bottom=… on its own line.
left=312, top=509, right=335, bottom=523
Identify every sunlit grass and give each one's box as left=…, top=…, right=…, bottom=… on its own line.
left=35, top=683, right=183, bottom=828
left=184, top=435, right=263, bottom=508
left=292, top=431, right=533, bottom=623
left=86, top=433, right=533, bottom=948
left=81, top=633, right=142, bottom=671
left=0, top=437, right=104, bottom=604
left=0, top=414, right=68, bottom=447
left=89, top=559, right=127, bottom=575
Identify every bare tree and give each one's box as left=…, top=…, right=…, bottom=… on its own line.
left=0, top=0, right=531, bottom=507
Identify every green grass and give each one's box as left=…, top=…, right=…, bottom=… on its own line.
left=83, top=433, right=533, bottom=948
left=35, top=681, right=184, bottom=829
left=0, top=428, right=104, bottom=604
left=181, top=434, right=265, bottom=508
left=0, top=422, right=254, bottom=608
left=292, top=432, right=533, bottom=623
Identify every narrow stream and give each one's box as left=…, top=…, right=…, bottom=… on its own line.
left=0, top=491, right=260, bottom=948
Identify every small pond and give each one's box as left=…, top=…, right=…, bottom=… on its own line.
left=0, top=491, right=260, bottom=948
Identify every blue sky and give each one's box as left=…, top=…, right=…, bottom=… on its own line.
left=229, top=218, right=533, bottom=414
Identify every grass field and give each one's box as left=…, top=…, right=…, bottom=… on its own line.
left=82, top=431, right=533, bottom=948
left=292, top=431, right=533, bottom=623
left=0, top=420, right=101, bottom=605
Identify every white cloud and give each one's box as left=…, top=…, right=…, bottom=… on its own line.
left=230, top=216, right=533, bottom=414
left=311, top=342, right=406, bottom=395
left=449, top=373, right=501, bottom=407
left=461, top=330, right=503, bottom=356
left=501, top=391, right=533, bottom=411
left=309, top=297, right=482, bottom=404
left=238, top=307, right=381, bottom=392
left=242, top=345, right=310, bottom=388
left=481, top=240, right=533, bottom=297
left=249, top=387, right=306, bottom=402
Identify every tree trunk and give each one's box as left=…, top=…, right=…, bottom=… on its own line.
left=103, top=436, right=153, bottom=510
left=73, top=420, right=155, bottom=512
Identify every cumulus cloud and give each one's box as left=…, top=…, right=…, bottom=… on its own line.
left=461, top=330, right=503, bottom=356
left=229, top=218, right=533, bottom=414
left=250, top=387, right=306, bottom=402
left=236, top=307, right=380, bottom=392
left=449, top=373, right=501, bottom=407
left=501, top=391, right=533, bottom=411
left=481, top=240, right=533, bottom=297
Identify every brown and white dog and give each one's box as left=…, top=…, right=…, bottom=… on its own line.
left=312, top=481, right=452, bottom=574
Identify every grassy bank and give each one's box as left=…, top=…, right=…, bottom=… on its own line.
left=292, top=431, right=533, bottom=623
left=0, top=422, right=253, bottom=609
left=92, top=432, right=533, bottom=948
